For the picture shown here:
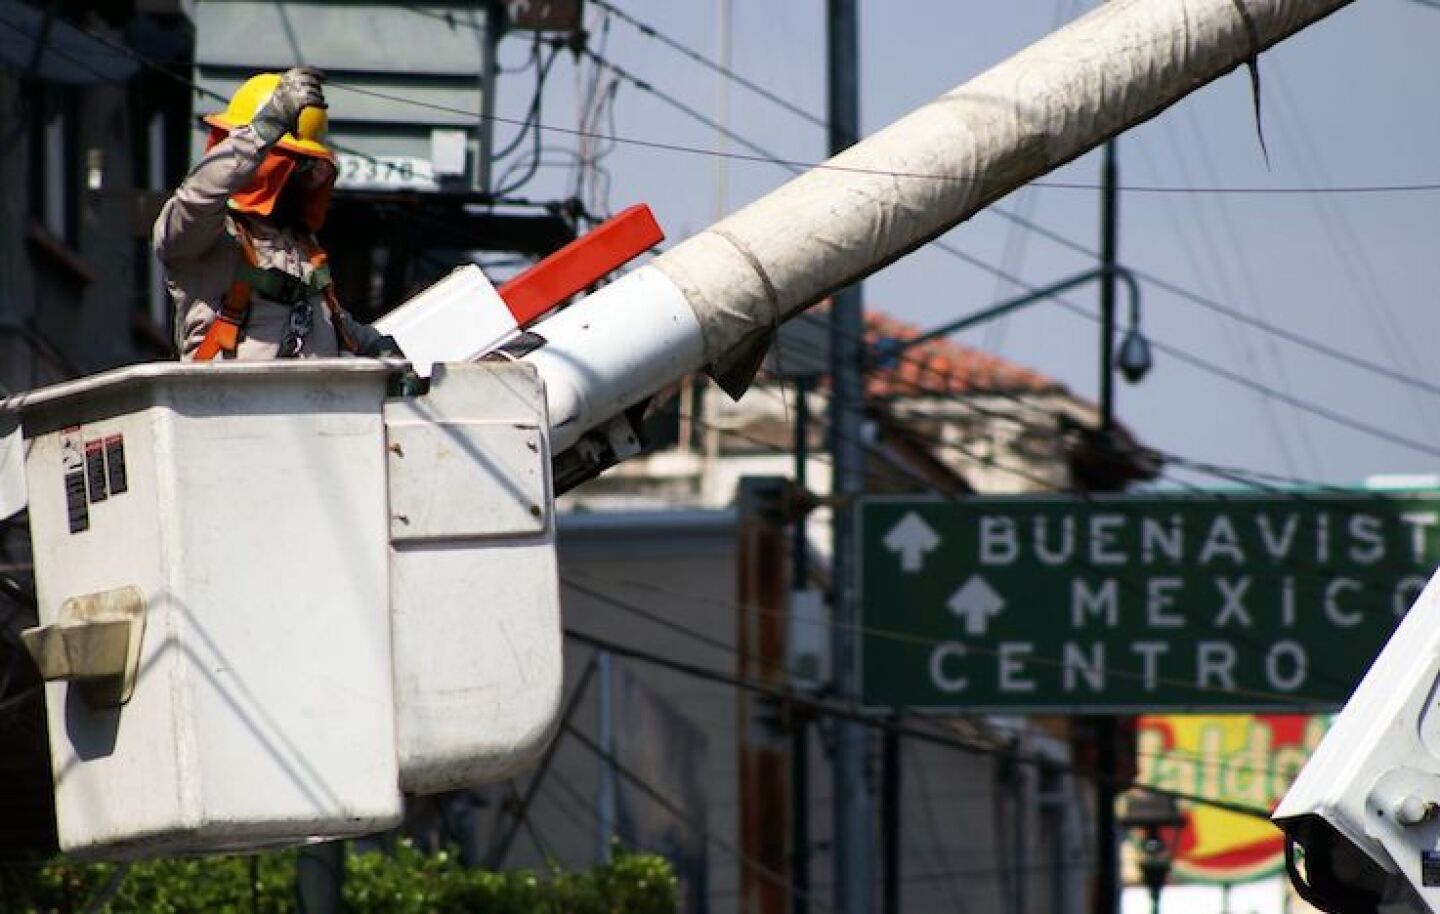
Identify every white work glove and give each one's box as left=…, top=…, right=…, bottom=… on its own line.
left=251, top=66, right=327, bottom=147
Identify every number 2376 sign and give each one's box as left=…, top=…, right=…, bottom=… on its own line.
left=334, top=154, right=438, bottom=191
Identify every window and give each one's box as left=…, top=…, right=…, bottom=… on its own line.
left=28, top=87, right=78, bottom=247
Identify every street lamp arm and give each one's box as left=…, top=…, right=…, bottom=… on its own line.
left=875, top=264, right=1143, bottom=365
left=879, top=267, right=1105, bottom=360
left=1114, top=265, right=1142, bottom=330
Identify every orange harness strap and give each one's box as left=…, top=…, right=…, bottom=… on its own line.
left=193, top=221, right=260, bottom=361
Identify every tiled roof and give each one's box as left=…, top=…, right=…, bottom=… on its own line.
left=863, top=310, right=1064, bottom=398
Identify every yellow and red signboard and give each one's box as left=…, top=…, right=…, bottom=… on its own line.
left=1136, top=714, right=1329, bottom=883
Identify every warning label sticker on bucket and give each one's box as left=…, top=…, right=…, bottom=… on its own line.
left=61, top=428, right=87, bottom=534
left=105, top=435, right=127, bottom=495
left=85, top=439, right=107, bottom=502
left=60, top=429, right=130, bottom=534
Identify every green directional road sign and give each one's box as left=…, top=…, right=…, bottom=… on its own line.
left=858, top=493, right=1440, bottom=712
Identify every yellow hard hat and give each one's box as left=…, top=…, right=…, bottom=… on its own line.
left=204, top=72, right=333, bottom=160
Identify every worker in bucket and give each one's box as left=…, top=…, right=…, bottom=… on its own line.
left=154, top=67, right=401, bottom=361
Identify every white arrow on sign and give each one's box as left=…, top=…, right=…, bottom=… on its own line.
left=883, top=511, right=941, bottom=572
left=947, top=574, right=1006, bottom=637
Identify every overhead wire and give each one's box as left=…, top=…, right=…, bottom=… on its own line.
left=1179, top=106, right=1325, bottom=477
left=938, top=236, right=1440, bottom=461
left=13, top=6, right=1440, bottom=199
left=564, top=566, right=1350, bottom=712
left=44, top=1, right=1440, bottom=446
left=612, top=221, right=1425, bottom=511
left=567, top=3, right=1440, bottom=468
left=564, top=626, right=1276, bottom=822
left=743, top=336, right=1440, bottom=611
left=600, top=1, right=1440, bottom=425
left=589, top=0, right=827, bottom=135
left=490, top=38, right=565, bottom=196
left=560, top=718, right=834, bottom=911
left=987, top=203, right=1440, bottom=402
left=752, top=315, right=1402, bottom=498
left=571, top=43, right=1440, bottom=465
left=1148, top=112, right=1312, bottom=478
left=664, top=312, right=1439, bottom=619
left=669, top=359, right=1438, bottom=653
left=567, top=2, right=1440, bottom=196
left=1268, top=66, right=1440, bottom=444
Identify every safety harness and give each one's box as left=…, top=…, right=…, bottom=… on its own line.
left=193, top=217, right=358, bottom=360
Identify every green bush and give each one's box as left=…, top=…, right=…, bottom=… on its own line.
left=13, top=842, right=678, bottom=914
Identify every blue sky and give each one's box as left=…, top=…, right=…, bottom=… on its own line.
left=483, top=0, right=1440, bottom=489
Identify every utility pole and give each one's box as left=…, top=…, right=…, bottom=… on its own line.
left=596, top=649, right=616, bottom=864
left=827, top=2, right=870, bottom=914
left=738, top=478, right=793, bottom=914
left=474, top=2, right=499, bottom=194
left=792, top=377, right=813, bottom=914
left=1093, top=137, right=1121, bottom=914
left=1099, top=139, right=1119, bottom=433
left=880, top=722, right=900, bottom=914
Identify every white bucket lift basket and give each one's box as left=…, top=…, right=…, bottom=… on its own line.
left=7, top=358, right=563, bottom=858
left=13, top=361, right=402, bottom=858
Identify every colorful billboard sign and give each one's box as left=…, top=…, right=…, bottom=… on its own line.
left=1136, top=714, right=1329, bottom=882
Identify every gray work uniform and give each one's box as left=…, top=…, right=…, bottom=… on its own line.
left=152, top=124, right=381, bottom=360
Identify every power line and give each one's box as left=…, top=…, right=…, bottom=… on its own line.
left=929, top=238, right=1440, bottom=461
left=562, top=627, right=1277, bottom=823
left=579, top=1, right=1440, bottom=422
left=48, top=1, right=1440, bottom=441
left=567, top=563, right=1357, bottom=711
left=565, top=448, right=1402, bottom=822
left=705, top=321, right=1435, bottom=570
left=579, top=2, right=1440, bottom=196
left=685, top=336, right=1440, bottom=651
left=560, top=718, right=833, bottom=912
left=576, top=42, right=1440, bottom=465
left=760, top=318, right=1411, bottom=497
left=986, top=204, right=1440, bottom=403
left=568, top=571, right=1356, bottom=780
left=1159, top=110, right=1317, bottom=477
left=28, top=5, right=1440, bottom=472
left=589, top=0, right=828, bottom=135
left=1269, top=66, right=1440, bottom=447
left=15, top=6, right=1440, bottom=199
